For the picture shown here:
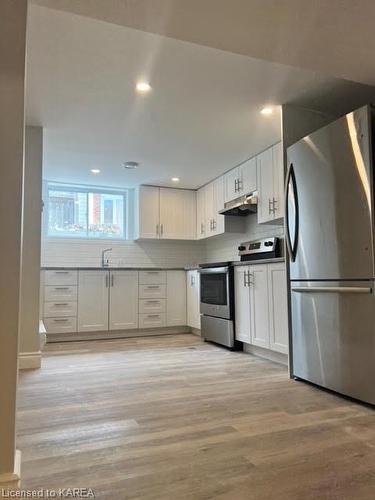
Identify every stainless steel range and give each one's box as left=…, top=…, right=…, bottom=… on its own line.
left=238, top=236, right=281, bottom=261
left=199, top=262, right=236, bottom=348
left=199, top=237, right=281, bottom=349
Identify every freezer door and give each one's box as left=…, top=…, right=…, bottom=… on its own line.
left=286, top=106, right=374, bottom=280
left=291, top=280, right=375, bottom=405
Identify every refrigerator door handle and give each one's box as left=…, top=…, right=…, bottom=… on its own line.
left=285, top=162, right=299, bottom=262
left=291, top=286, right=372, bottom=294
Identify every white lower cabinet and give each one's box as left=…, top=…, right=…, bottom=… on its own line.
left=186, top=270, right=200, bottom=330
left=234, top=266, right=251, bottom=343
left=139, top=298, right=166, bottom=314
left=249, top=264, right=269, bottom=348
left=234, top=262, right=288, bottom=354
left=139, top=313, right=166, bottom=329
left=166, top=271, right=187, bottom=326
left=44, top=316, right=77, bottom=334
left=109, top=271, right=139, bottom=330
left=78, top=271, right=109, bottom=332
left=268, top=263, right=289, bottom=353
left=44, top=267, right=189, bottom=337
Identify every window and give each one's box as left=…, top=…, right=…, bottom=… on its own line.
left=46, top=183, right=127, bottom=239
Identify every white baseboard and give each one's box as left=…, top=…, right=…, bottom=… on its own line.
left=46, top=326, right=191, bottom=343
left=190, top=327, right=201, bottom=336
left=0, top=449, right=21, bottom=489
left=243, top=343, right=288, bottom=366
left=19, top=351, right=42, bottom=370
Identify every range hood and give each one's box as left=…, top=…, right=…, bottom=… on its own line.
left=219, top=191, right=258, bottom=216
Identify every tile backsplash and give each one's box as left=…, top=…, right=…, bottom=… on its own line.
left=204, top=215, right=284, bottom=263
left=41, top=216, right=284, bottom=268
left=41, top=238, right=206, bottom=268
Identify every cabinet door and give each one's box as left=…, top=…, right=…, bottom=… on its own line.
left=268, top=263, right=289, bottom=354
left=160, top=188, right=196, bottom=239
left=224, top=167, right=240, bottom=203
left=249, top=265, right=270, bottom=347
left=257, top=147, right=274, bottom=224
left=234, top=266, right=251, bottom=343
left=109, top=271, right=139, bottom=330
left=213, top=176, right=225, bottom=235
left=78, top=271, right=109, bottom=332
left=166, top=271, right=187, bottom=326
left=272, top=142, right=285, bottom=220
left=187, top=270, right=200, bottom=330
left=204, top=181, right=215, bottom=237
left=196, top=187, right=206, bottom=239
left=136, top=186, right=160, bottom=239
left=240, top=157, right=257, bottom=194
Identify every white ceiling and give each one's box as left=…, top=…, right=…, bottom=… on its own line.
left=31, top=0, right=375, bottom=86
left=26, top=4, right=367, bottom=189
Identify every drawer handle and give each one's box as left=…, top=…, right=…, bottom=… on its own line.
left=54, top=271, right=69, bottom=274
left=147, top=301, right=160, bottom=304
left=54, top=287, right=70, bottom=290
left=147, top=314, right=160, bottom=318
left=53, top=319, right=69, bottom=323
left=54, top=303, right=69, bottom=306
left=147, top=285, right=160, bottom=289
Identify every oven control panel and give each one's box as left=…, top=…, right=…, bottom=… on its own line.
left=238, top=237, right=280, bottom=260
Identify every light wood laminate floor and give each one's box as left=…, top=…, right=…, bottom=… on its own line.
left=17, top=334, right=375, bottom=499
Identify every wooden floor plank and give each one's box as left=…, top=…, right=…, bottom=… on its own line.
left=17, top=334, right=375, bottom=499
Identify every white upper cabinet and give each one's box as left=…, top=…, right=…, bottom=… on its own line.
left=160, top=188, right=196, bottom=240
left=224, top=157, right=257, bottom=203
left=272, top=142, right=285, bottom=220
left=166, top=271, right=187, bottom=326
left=135, top=186, right=196, bottom=240
left=135, top=186, right=160, bottom=239
left=204, top=177, right=226, bottom=237
left=186, top=270, right=200, bottom=330
left=224, top=168, right=240, bottom=203
left=109, top=271, right=139, bottom=331
left=257, top=142, right=284, bottom=224
left=241, top=157, right=257, bottom=195
left=77, top=271, right=109, bottom=332
left=196, top=186, right=206, bottom=239
left=213, top=176, right=225, bottom=234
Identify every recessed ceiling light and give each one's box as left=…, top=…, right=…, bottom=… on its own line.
left=261, top=106, right=273, bottom=115
left=136, top=82, right=151, bottom=93
left=90, top=168, right=100, bottom=174
left=123, top=161, right=139, bottom=170
left=171, top=177, right=180, bottom=182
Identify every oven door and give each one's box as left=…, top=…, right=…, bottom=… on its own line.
left=199, top=267, right=230, bottom=319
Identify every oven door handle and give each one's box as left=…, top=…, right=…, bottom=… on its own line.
left=199, top=267, right=229, bottom=274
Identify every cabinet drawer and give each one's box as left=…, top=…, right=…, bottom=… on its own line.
left=44, top=301, right=78, bottom=318
left=139, top=284, right=166, bottom=299
left=44, top=316, right=77, bottom=334
left=139, top=298, right=166, bottom=314
left=44, top=285, right=77, bottom=302
left=45, top=270, right=78, bottom=286
left=139, top=271, right=166, bottom=285
left=139, top=313, right=166, bottom=329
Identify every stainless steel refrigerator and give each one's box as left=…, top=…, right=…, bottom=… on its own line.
left=286, top=105, right=375, bottom=405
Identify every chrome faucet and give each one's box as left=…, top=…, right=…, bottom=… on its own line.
left=101, top=248, right=112, bottom=267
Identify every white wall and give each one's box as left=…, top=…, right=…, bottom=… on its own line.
left=204, top=215, right=284, bottom=263
left=20, top=126, right=43, bottom=355
left=0, top=0, right=27, bottom=480
left=41, top=237, right=206, bottom=268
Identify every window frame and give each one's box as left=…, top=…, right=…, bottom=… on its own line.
left=43, top=181, right=129, bottom=240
